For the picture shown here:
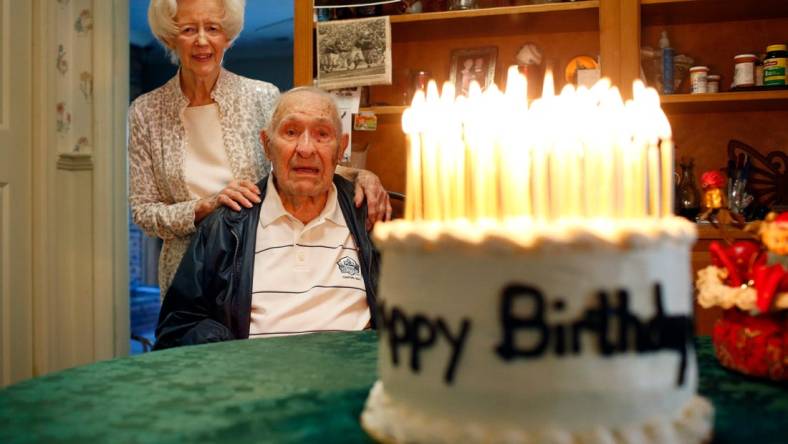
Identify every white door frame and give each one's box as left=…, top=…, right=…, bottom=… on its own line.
left=91, top=0, right=130, bottom=360
left=1, top=0, right=34, bottom=385
left=29, top=0, right=129, bottom=377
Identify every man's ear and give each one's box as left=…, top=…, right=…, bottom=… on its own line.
left=337, top=133, right=349, bottom=163
left=261, top=130, right=271, bottom=158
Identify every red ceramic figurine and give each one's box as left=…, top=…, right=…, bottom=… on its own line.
left=698, top=211, right=788, bottom=381
left=752, top=212, right=788, bottom=312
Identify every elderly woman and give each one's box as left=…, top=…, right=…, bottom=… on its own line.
left=129, top=0, right=390, bottom=292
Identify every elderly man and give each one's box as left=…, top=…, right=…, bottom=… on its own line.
left=154, top=87, right=379, bottom=349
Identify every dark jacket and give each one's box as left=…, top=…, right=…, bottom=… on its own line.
left=154, top=175, right=379, bottom=350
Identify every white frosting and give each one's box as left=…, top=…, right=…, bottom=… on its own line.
left=362, top=381, right=714, bottom=444
left=697, top=265, right=788, bottom=311
left=373, top=217, right=698, bottom=253
left=363, top=217, right=712, bottom=442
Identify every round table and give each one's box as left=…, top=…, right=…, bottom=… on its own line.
left=0, top=333, right=785, bottom=443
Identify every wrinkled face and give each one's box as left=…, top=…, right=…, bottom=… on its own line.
left=762, top=223, right=788, bottom=255
left=171, top=0, right=229, bottom=79
left=263, top=92, right=347, bottom=198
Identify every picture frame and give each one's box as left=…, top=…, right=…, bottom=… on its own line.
left=316, top=16, right=392, bottom=90
left=449, top=46, right=498, bottom=96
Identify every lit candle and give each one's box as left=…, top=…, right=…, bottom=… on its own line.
left=648, top=144, right=660, bottom=217
left=656, top=110, right=674, bottom=218
left=403, top=90, right=425, bottom=220
left=530, top=99, right=550, bottom=221
left=502, top=67, right=530, bottom=218
left=439, top=81, right=459, bottom=220
left=422, top=81, right=441, bottom=220
left=397, top=71, right=672, bottom=225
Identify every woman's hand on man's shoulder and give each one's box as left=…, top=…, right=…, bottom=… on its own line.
left=194, top=180, right=261, bottom=223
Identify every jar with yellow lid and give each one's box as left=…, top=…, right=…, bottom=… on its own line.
left=764, top=44, right=787, bottom=86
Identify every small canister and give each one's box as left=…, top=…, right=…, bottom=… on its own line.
left=733, top=54, right=757, bottom=88
left=707, top=74, right=720, bottom=93
left=764, top=44, right=787, bottom=86
left=690, top=66, right=709, bottom=93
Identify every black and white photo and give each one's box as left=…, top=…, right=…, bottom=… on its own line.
left=316, top=16, right=392, bottom=90
left=449, top=46, right=498, bottom=96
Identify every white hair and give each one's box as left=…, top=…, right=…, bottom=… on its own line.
left=267, top=87, right=343, bottom=137
left=148, top=0, right=245, bottom=64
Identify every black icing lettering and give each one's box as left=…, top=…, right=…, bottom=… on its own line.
left=387, top=306, right=412, bottom=366
left=571, top=315, right=591, bottom=354
left=495, top=284, right=549, bottom=360
left=436, top=318, right=471, bottom=385
left=495, top=282, right=693, bottom=387
left=552, top=299, right=567, bottom=355
left=613, top=289, right=651, bottom=353
left=378, top=303, right=472, bottom=385
left=553, top=323, right=567, bottom=356
left=410, top=315, right=437, bottom=372
left=647, top=284, right=691, bottom=386
left=588, top=291, right=615, bottom=355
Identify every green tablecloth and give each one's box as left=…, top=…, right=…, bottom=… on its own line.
left=0, top=333, right=785, bottom=443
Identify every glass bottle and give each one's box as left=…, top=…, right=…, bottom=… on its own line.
left=677, top=158, right=701, bottom=221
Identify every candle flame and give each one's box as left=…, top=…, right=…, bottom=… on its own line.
left=542, top=69, right=555, bottom=98
left=401, top=68, right=675, bottom=223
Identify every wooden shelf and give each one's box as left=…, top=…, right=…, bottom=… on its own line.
left=314, top=2, right=599, bottom=31
left=359, top=106, right=406, bottom=115
left=362, top=92, right=788, bottom=115
left=312, top=0, right=599, bottom=35
left=660, top=90, right=788, bottom=113
left=641, top=0, right=788, bottom=25
left=696, top=223, right=751, bottom=240
left=388, top=1, right=599, bottom=24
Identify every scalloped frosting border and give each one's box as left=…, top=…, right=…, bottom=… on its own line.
left=361, top=381, right=714, bottom=444
left=373, top=217, right=697, bottom=253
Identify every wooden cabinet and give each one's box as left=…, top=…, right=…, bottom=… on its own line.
left=639, top=1, right=788, bottom=334
left=295, top=0, right=787, bottom=192
left=293, top=1, right=787, bottom=334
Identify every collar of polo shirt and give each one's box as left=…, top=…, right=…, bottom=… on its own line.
left=261, top=174, right=346, bottom=228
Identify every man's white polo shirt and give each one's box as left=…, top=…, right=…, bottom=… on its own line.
left=249, top=175, right=370, bottom=337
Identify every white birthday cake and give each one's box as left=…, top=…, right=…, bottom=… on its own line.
left=360, top=74, right=713, bottom=443
left=362, top=220, right=712, bottom=443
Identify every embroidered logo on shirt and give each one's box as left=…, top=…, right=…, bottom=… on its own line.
left=337, top=256, right=361, bottom=280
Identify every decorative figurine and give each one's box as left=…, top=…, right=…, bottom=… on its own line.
left=515, top=43, right=543, bottom=99
left=751, top=211, right=788, bottom=312
left=708, top=239, right=763, bottom=287
left=696, top=210, right=788, bottom=381
left=698, top=170, right=745, bottom=232
left=515, top=43, right=543, bottom=68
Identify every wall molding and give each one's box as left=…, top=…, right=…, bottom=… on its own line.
left=0, top=0, right=10, bottom=130
left=0, top=183, right=9, bottom=384
left=92, top=0, right=129, bottom=359
left=32, top=0, right=57, bottom=380
left=56, top=152, right=93, bottom=171
left=1, top=0, right=33, bottom=386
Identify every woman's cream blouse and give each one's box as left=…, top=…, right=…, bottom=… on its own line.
left=128, top=68, right=279, bottom=293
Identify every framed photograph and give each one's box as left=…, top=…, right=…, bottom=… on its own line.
left=449, top=46, right=498, bottom=96
left=316, top=16, right=392, bottom=90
